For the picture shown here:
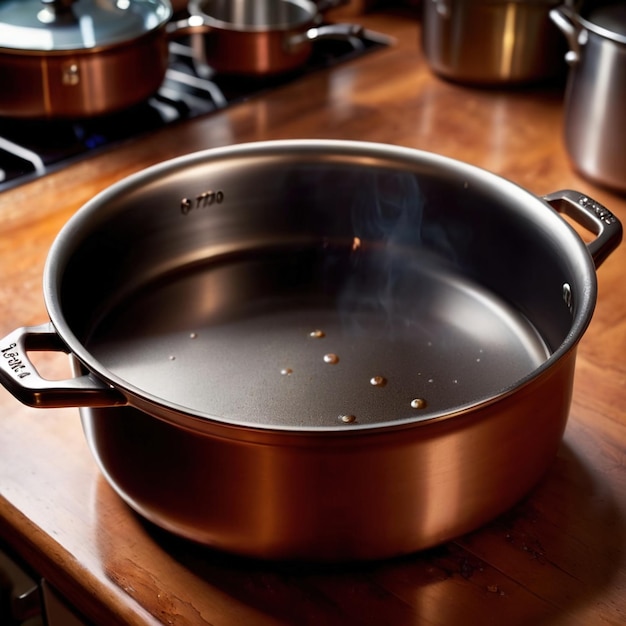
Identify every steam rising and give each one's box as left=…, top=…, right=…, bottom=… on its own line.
left=337, top=170, right=430, bottom=338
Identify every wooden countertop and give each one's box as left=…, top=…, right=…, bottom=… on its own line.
left=1, top=9, right=625, bottom=625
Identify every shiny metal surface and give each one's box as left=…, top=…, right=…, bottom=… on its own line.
left=0, top=0, right=172, bottom=118
left=0, top=140, right=621, bottom=560
left=193, top=0, right=317, bottom=29
left=187, top=0, right=360, bottom=75
left=422, top=0, right=566, bottom=84
left=551, top=3, right=626, bottom=192
left=0, top=29, right=170, bottom=118
left=84, top=247, right=550, bottom=428
left=80, top=353, right=576, bottom=560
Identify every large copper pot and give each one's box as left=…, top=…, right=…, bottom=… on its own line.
left=0, top=140, right=621, bottom=561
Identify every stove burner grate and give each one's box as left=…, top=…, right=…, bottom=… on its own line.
left=0, top=29, right=391, bottom=192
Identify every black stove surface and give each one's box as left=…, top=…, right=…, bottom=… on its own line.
left=0, top=29, right=390, bottom=193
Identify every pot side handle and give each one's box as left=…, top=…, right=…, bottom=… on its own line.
left=288, top=23, right=365, bottom=50
left=549, top=6, right=583, bottom=65
left=0, top=323, right=126, bottom=409
left=165, top=16, right=214, bottom=39
left=543, top=190, right=623, bottom=268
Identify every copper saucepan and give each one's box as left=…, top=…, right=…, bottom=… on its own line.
left=186, top=0, right=363, bottom=76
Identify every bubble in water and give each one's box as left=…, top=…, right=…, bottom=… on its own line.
left=370, top=375, right=387, bottom=387
left=410, top=398, right=427, bottom=409
left=280, top=368, right=293, bottom=376
left=168, top=355, right=176, bottom=361
left=309, top=329, right=325, bottom=339
left=189, top=332, right=198, bottom=339
left=339, top=414, right=356, bottom=423
left=323, top=353, right=339, bottom=364
left=352, top=236, right=362, bottom=251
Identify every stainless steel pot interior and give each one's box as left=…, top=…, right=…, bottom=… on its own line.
left=189, top=0, right=318, bottom=29
left=46, top=140, right=600, bottom=433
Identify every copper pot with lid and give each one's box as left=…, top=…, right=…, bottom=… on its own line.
left=0, top=0, right=176, bottom=118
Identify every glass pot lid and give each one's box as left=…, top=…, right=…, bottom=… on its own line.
left=0, top=0, right=173, bottom=52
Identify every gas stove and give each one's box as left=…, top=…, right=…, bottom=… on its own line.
left=0, top=28, right=390, bottom=193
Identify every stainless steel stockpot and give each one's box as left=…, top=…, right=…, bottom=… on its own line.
left=0, top=140, right=621, bottom=561
left=422, top=0, right=566, bottom=85
left=551, top=2, right=626, bottom=192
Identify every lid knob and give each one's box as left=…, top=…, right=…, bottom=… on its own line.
left=38, top=0, right=77, bottom=24
left=40, top=0, right=76, bottom=7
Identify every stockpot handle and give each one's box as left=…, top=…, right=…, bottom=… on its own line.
left=0, top=323, right=126, bottom=409
left=549, top=6, right=583, bottom=65
left=543, top=190, right=622, bottom=268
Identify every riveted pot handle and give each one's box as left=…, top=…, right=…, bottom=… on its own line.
left=0, top=323, right=126, bottom=409
left=543, top=190, right=623, bottom=268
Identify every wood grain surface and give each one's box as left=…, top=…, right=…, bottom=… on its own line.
left=1, top=8, right=625, bottom=626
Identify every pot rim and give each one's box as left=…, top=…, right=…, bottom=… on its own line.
left=188, top=0, right=318, bottom=33
left=43, top=140, right=601, bottom=434
left=432, top=0, right=563, bottom=5
left=572, top=2, right=626, bottom=45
